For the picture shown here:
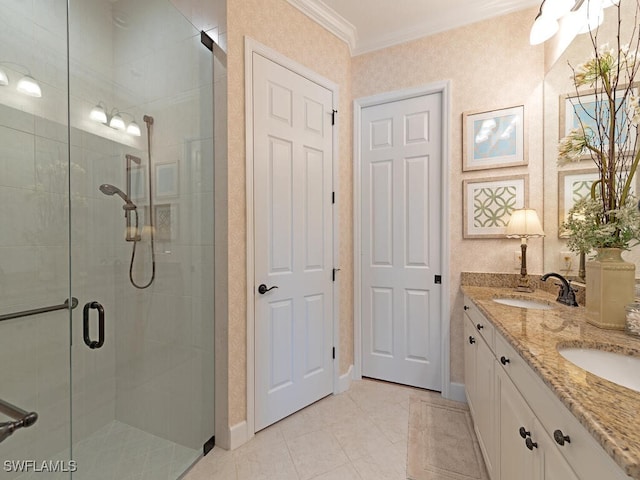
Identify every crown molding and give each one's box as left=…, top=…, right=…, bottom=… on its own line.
left=286, top=0, right=357, bottom=53
left=352, top=1, right=540, bottom=55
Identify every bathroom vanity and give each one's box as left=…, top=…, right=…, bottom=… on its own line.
left=462, top=286, right=640, bottom=480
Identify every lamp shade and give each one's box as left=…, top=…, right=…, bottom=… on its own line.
left=530, top=12, right=559, bottom=45
left=16, top=74, right=41, bottom=97
left=542, top=0, right=574, bottom=20
left=109, top=113, right=126, bottom=130
left=506, top=209, right=545, bottom=238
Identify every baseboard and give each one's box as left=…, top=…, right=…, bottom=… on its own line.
left=228, top=420, right=249, bottom=450
left=336, top=364, right=353, bottom=393
left=445, top=382, right=467, bottom=403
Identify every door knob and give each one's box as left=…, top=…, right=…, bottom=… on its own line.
left=258, top=284, right=278, bottom=295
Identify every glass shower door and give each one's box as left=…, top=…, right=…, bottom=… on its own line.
left=0, top=0, right=73, bottom=478
left=67, top=0, right=215, bottom=478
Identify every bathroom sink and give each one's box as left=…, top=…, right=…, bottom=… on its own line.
left=492, top=297, right=555, bottom=310
left=558, top=348, right=640, bottom=393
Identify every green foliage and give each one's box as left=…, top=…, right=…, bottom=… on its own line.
left=563, top=195, right=640, bottom=253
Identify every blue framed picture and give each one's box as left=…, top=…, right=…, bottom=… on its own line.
left=560, top=87, right=638, bottom=159
left=462, top=105, right=526, bottom=171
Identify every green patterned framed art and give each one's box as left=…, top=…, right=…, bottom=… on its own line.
left=557, top=168, right=599, bottom=238
left=463, top=175, right=528, bottom=238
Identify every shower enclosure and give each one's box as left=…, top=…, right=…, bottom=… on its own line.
left=0, top=0, right=217, bottom=478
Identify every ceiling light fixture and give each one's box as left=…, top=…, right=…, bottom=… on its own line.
left=0, top=62, right=42, bottom=97
left=16, top=74, right=42, bottom=97
left=89, top=102, right=142, bottom=137
left=90, top=103, right=108, bottom=123
left=109, top=112, right=126, bottom=130
left=529, top=0, right=616, bottom=45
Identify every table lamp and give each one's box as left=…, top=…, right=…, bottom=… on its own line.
left=506, top=209, right=545, bottom=292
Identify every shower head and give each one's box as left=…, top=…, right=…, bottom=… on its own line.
left=99, top=184, right=137, bottom=210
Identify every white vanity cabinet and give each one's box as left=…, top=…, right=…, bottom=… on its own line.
left=496, top=365, right=580, bottom=480
left=463, top=295, right=631, bottom=480
left=463, top=302, right=497, bottom=479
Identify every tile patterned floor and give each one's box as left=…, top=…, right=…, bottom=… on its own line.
left=183, top=379, right=440, bottom=480
left=14, top=421, right=199, bottom=480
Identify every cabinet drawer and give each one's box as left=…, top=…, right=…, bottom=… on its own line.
left=463, top=296, right=494, bottom=349
left=495, top=331, right=629, bottom=480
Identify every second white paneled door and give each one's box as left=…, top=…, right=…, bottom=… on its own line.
left=252, top=52, right=334, bottom=431
left=361, top=93, right=443, bottom=391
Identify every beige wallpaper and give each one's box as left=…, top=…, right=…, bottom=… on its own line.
left=352, top=7, right=545, bottom=383
left=226, top=0, right=353, bottom=427
left=224, top=2, right=545, bottom=433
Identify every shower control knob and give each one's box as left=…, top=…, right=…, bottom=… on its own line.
left=258, top=284, right=278, bottom=295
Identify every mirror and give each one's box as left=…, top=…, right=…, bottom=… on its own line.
left=543, top=0, right=640, bottom=279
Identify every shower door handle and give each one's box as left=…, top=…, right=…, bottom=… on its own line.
left=83, top=301, right=105, bottom=349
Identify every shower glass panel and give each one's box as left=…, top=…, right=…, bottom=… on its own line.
left=0, top=0, right=215, bottom=478
left=0, top=1, right=72, bottom=478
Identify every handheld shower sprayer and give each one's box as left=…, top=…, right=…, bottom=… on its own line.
left=99, top=184, right=137, bottom=210
left=98, top=114, right=156, bottom=290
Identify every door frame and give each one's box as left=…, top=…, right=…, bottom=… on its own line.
left=245, top=36, right=340, bottom=439
left=353, top=82, right=455, bottom=399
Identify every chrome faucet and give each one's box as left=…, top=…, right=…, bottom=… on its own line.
left=541, top=272, right=579, bottom=307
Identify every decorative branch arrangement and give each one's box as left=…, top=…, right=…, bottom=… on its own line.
left=560, top=0, right=640, bottom=252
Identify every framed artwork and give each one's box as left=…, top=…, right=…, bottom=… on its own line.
left=558, top=168, right=599, bottom=237
left=463, top=174, right=528, bottom=239
left=154, top=203, right=177, bottom=241
left=462, top=105, right=526, bottom=171
left=155, top=162, right=178, bottom=198
left=558, top=167, right=639, bottom=237
left=559, top=86, right=638, bottom=159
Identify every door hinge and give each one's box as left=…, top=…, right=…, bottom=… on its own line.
left=332, top=347, right=335, bottom=359
left=332, top=191, right=335, bottom=204
left=331, top=109, right=337, bottom=125
left=332, top=268, right=341, bottom=281
left=435, top=275, right=442, bottom=284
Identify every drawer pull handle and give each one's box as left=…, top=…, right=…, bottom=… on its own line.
left=476, top=323, right=484, bottom=330
left=525, top=437, right=538, bottom=450
left=468, top=336, right=476, bottom=345
left=464, top=305, right=469, bottom=311
left=519, top=427, right=531, bottom=439
left=553, top=429, right=571, bottom=446
left=500, top=356, right=510, bottom=365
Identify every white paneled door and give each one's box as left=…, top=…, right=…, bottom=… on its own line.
left=252, top=52, right=334, bottom=431
left=361, top=93, right=442, bottom=390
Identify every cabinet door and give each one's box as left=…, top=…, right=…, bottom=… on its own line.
left=475, top=333, right=496, bottom=478
left=497, top=367, right=541, bottom=480
left=539, top=428, right=580, bottom=480
left=464, top=315, right=477, bottom=413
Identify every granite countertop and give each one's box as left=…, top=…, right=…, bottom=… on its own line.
left=461, top=285, right=640, bottom=479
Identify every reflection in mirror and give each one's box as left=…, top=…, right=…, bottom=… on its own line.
left=543, top=0, right=640, bottom=280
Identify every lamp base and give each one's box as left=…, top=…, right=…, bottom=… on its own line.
left=515, top=274, right=533, bottom=293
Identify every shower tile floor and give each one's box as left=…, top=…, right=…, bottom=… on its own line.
left=15, top=421, right=199, bottom=480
